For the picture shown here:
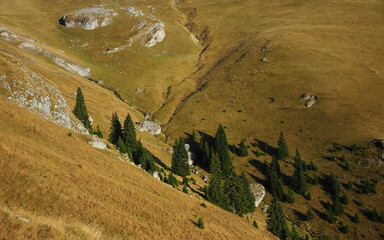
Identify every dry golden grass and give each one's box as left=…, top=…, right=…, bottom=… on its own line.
left=0, top=94, right=276, bottom=239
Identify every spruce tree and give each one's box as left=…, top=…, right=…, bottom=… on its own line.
left=292, top=149, right=307, bottom=195
left=285, top=187, right=295, bottom=203
left=171, top=138, right=190, bottom=177
left=253, top=220, right=258, bottom=228
left=197, top=218, right=205, bottom=229
left=192, top=129, right=197, bottom=141
left=117, top=137, right=126, bottom=153
left=109, top=112, right=122, bottom=145
left=214, top=124, right=232, bottom=177
left=277, top=131, right=289, bottom=160
left=73, top=87, right=92, bottom=130
left=206, top=154, right=228, bottom=210
left=95, top=125, right=103, bottom=138
left=266, top=196, right=290, bottom=240
left=352, top=212, right=360, bottom=223
left=167, top=172, right=179, bottom=188
left=270, top=155, right=281, bottom=176
left=268, top=162, right=285, bottom=201
left=306, top=208, right=314, bottom=221
left=328, top=172, right=341, bottom=197
left=326, top=204, right=336, bottom=224
left=333, top=196, right=344, bottom=216
left=122, top=113, right=136, bottom=152
left=240, top=172, right=255, bottom=213
left=238, top=139, right=248, bottom=157
left=291, top=224, right=300, bottom=240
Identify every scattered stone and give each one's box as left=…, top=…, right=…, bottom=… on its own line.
left=261, top=40, right=272, bottom=52
left=202, top=175, right=208, bottom=182
left=16, top=214, right=30, bottom=223
left=88, top=135, right=107, bottom=149
left=261, top=58, right=268, bottom=62
left=192, top=169, right=199, bottom=175
left=153, top=171, right=160, bottom=180
left=301, top=93, right=317, bottom=108
left=250, top=183, right=266, bottom=207
left=136, top=88, right=146, bottom=93
left=262, top=204, right=269, bottom=212
left=137, top=120, right=161, bottom=135
left=372, top=139, right=384, bottom=149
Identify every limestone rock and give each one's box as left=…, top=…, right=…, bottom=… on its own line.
left=153, top=171, right=160, bottom=180
left=88, top=135, right=107, bottom=149
left=301, top=93, right=317, bottom=108
left=59, top=7, right=118, bottom=30
left=250, top=183, right=266, bottom=207
left=137, top=120, right=161, bottom=135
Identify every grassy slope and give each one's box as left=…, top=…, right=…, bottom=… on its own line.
left=0, top=39, right=274, bottom=239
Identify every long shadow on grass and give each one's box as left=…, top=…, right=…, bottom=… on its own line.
left=312, top=208, right=327, bottom=221
left=292, top=209, right=307, bottom=221
left=253, top=138, right=277, bottom=156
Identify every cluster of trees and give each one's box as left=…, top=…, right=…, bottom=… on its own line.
left=109, top=112, right=156, bottom=173
left=325, top=172, right=346, bottom=224
left=195, top=125, right=255, bottom=216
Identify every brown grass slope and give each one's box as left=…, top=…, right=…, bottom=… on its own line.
left=0, top=83, right=275, bottom=239
left=164, top=0, right=384, bottom=155
left=0, top=30, right=274, bottom=239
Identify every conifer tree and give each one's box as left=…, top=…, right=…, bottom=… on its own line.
left=117, top=137, right=126, bottom=153
left=285, top=187, right=295, bottom=203
left=238, top=139, right=248, bottom=157
left=197, top=218, right=205, bottom=229
left=291, top=224, right=300, bottom=240
left=308, top=159, right=317, bottom=171
left=73, top=87, right=92, bottom=130
left=167, top=172, right=179, bottom=188
left=95, top=125, right=103, bottom=138
left=122, top=113, right=136, bottom=152
left=266, top=196, right=290, bottom=240
left=326, top=204, right=336, bottom=224
left=292, top=149, right=307, bottom=195
left=171, top=138, right=190, bottom=177
left=328, top=172, right=341, bottom=197
left=214, top=124, right=232, bottom=177
left=240, top=172, right=255, bottom=213
left=270, top=155, right=281, bottom=176
left=192, top=129, right=197, bottom=141
left=277, top=131, right=289, bottom=160
left=306, top=208, right=314, bottom=221
left=253, top=220, right=258, bottom=228
left=109, top=112, right=122, bottom=145
left=268, top=162, right=285, bottom=201
left=352, top=212, right=360, bottom=223
left=209, top=154, right=222, bottom=178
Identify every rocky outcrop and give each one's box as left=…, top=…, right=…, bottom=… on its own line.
left=301, top=93, right=317, bottom=108
left=59, top=7, right=118, bottom=30
left=88, top=135, right=107, bottom=149
left=250, top=183, right=266, bottom=207
left=0, top=25, right=90, bottom=77
left=0, top=55, right=88, bottom=133
left=59, top=6, right=166, bottom=48
left=137, top=120, right=161, bottom=135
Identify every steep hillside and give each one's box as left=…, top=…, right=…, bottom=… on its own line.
left=0, top=26, right=274, bottom=239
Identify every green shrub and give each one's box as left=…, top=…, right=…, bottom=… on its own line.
left=197, top=218, right=205, bottom=229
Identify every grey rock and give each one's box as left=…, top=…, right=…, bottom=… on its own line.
left=250, top=183, right=266, bottom=207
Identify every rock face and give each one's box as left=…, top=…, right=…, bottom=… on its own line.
left=250, top=183, right=266, bottom=207
left=137, top=120, right=161, bottom=135
left=59, top=7, right=118, bottom=30
left=301, top=93, right=317, bottom=108
left=0, top=55, right=88, bottom=133
left=88, top=135, right=107, bottom=149
left=59, top=6, right=166, bottom=48
left=0, top=25, right=91, bottom=77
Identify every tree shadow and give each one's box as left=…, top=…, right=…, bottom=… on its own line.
left=247, top=172, right=267, bottom=189
left=292, top=209, right=307, bottom=221
left=312, top=208, right=327, bottom=221
left=253, top=138, right=277, bottom=156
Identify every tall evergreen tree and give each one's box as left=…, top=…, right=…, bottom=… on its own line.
left=268, top=160, right=285, bottom=201
left=270, top=155, right=281, bottom=176
left=117, top=137, right=127, bottom=153
left=214, top=124, right=232, bottom=177
left=171, top=138, right=190, bottom=177
left=122, top=113, right=136, bottom=152
left=238, top=139, right=248, bottom=157
left=326, top=204, right=336, bottom=224
left=292, top=149, right=307, bottom=195
left=267, top=196, right=290, bottom=240
left=109, top=112, right=122, bottom=145
left=328, top=172, right=341, bottom=197
left=210, top=153, right=222, bottom=177
left=73, top=87, right=92, bottom=130
left=333, top=196, right=344, bottom=216
left=240, top=172, right=255, bottom=213
left=277, top=131, right=289, bottom=160
left=291, top=224, right=300, bottom=240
